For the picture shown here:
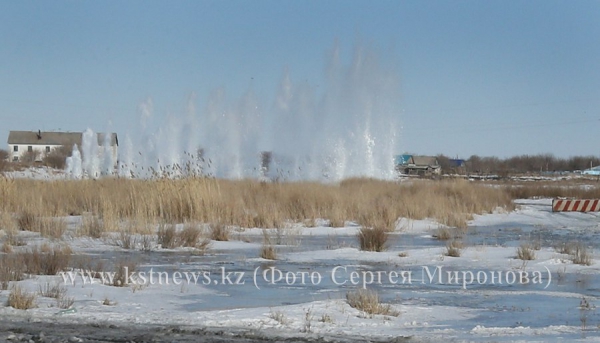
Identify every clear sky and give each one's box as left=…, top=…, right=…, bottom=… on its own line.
left=1, top=0, right=599, bottom=159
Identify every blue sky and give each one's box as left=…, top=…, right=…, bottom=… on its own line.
left=1, top=0, right=599, bottom=159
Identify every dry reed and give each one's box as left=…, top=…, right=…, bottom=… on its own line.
left=357, top=227, right=388, bottom=252
left=516, top=243, right=536, bottom=260
left=445, top=240, right=464, bottom=257
left=7, top=285, right=36, bottom=310
left=345, top=289, right=399, bottom=317
left=0, top=178, right=515, bottom=231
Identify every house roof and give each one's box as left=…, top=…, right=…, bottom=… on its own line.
left=7, top=131, right=118, bottom=146
left=411, top=156, right=439, bottom=167
left=394, top=154, right=413, bottom=165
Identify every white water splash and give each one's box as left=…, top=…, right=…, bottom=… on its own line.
left=92, top=42, right=402, bottom=181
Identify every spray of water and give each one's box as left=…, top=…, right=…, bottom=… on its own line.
left=65, top=145, right=83, bottom=178
left=70, top=42, right=401, bottom=181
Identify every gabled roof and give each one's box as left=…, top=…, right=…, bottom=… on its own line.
left=411, top=156, right=439, bottom=167
left=7, top=131, right=118, bottom=146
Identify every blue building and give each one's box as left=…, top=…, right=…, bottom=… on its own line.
left=582, top=166, right=600, bottom=176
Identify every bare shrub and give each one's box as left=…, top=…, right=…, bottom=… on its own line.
left=445, top=240, right=463, bottom=257
left=210, top=222, right=230, bottom=241
left=572, top=244, right=593, bottom=266
left=7, top=286, right=36, bottom=310
left=57, top=296, right=75, bottom=309
left=260, top=231, right=277, bottom=260
left=20, top=245, right=72, bottom=275
left=139, top=234, right=154, bottom=252
left=42, top=145, right=71, bottom=169
left=21, top=150, right=41, bottom=164
left=269, top=309, right=288, bottom=325
left=260, top=244, right=277, bottom=260
left=157, top=223, right=178, bottom=249
left=346, top=289, right=399, bottom=317
left=42, top=245, right=72, bottom=275
left=179, top=223, right=202, bottom=247
left=433, top=227, right=453, bottom=241
left=0, top=254, right=25, bottom=290
left=319, top=313, right=334, bottom=323
left=156, top=222, right=202, bottom=249
left=38, top=282, right=67, bottom=299
left=114, top=229, right=136, bottom=249
left=357, top=227, right=388, bottom=252
left=102, top=297, right=115, bottom=306
left=302, top=307, right=313, bottom=333
left=516, top=243, right=536, bottom=260
left=556, top=241, right=579, bottom=255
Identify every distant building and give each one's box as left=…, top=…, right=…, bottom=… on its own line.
left=449, top=159, right=466, bottom=168
left=582, top=166, right=600, bottom=176
left=7, top=130, right=118, bottom=163
left=448, top=158, right=467, bottom=174
left=395, top=154, right=441, bottom=176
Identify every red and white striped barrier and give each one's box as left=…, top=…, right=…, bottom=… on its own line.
left=552, top=198, right=600, bottom=212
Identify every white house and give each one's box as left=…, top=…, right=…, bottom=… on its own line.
left=7, top=130, right=118, bottom=164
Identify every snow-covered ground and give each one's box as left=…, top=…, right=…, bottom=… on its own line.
left=2, top=166, right=70, bottom=180
left=1, top=198, right=600, bottom=342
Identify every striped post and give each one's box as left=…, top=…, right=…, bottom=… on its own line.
left=552, top=198, right=600, bottom=212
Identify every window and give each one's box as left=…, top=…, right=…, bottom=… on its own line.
left=13, top=146, right=18, bottom=152
left=46, top=146, right=50, bottom=153
left=13, top=156, right=18, bottom=162
left=27, top=146, right=32, bottom=152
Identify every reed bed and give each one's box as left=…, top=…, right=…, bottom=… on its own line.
left=0, top=177, right=514, bottom=230
left=504, top=183, right=600, bottom=199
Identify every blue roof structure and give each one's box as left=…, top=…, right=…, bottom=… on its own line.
left=449, top=159, right=466, bottom=167
left=394, top=154, right=413, bottom=165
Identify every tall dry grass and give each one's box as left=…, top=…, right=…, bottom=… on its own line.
left=7, top=285, right=36, bottom=310
left=18, top=245, right=72, bottom=275
left=0, top=178, right=515, bottom=230
left=501, top=182, right=600, bottom=199
left=346, top=289, right=399, bottom=317
left=0, top=254, right=25, bottom=290
left=357, top=227, right=388, bottom=252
